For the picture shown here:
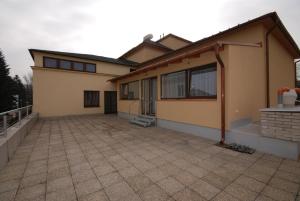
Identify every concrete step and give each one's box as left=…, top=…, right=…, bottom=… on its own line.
left=129, top=119, right=151, bottom=127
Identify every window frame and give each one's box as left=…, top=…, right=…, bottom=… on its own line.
left=120, top=80, right=140, bottom=100
left=43, top=56, right=96, bottom=73
left=84, top=90, right=100, bottom=108
left=160, top=62, right=217, bottom=100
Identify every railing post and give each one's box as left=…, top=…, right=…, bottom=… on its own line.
left=18, top=110, right=21, bottom=126
left=26, top=106, right=29, bottom=117
left=3, top=115, right=7, bottom=137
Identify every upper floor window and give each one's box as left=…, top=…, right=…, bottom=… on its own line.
left=73, top=62, right=84, bottom=71
left=86, top=64, right=96, bottom=73
left=120, top=81, right=139, bottom=100
left=44, top=57, right=57, bottom=68
left=43, top=57, right=96, bottom=73
left=60, top=60, right=71, bottom=70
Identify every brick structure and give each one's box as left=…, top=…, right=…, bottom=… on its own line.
left=260, top=108, right=300, bottom=142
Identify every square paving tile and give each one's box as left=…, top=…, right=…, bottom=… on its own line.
left=75, top=178, right=102, bottom=199
left=157, top=177, right=185, bottom=195
left=189, top=179, right=220, bottom=200
left=172, top=187, right=206, bottom=201
left=105, top=181, right=135, bottom=201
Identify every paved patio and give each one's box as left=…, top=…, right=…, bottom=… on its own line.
left=0, top=115, right=299, bottom=201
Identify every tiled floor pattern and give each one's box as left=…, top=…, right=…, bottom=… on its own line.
left=0, top=114, right=299, bottom=201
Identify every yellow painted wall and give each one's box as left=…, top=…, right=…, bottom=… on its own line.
left=125, top=46, right=166, bottom=63
left=116, top=23, right=296, bottom=130
left=117, top=50, right=227, bottom=129
left=227, top=45, right=266, bottom=125
left=32, top=52, right=131, bottom=117
left=268, top=34, right=295, bottom=106
left=158, top=36, right=190, bottom=50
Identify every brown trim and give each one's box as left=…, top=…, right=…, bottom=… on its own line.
left=136, top=12, right=299, bottom=72
left=120, top=80, right=140, bottom=100
left=110, top=44, right=216, bottom=82
left=84, top=90, right=100, bottom=108
left=43, top=56, right=96, bottom=73
left=156, top=33, right=192, bottom=44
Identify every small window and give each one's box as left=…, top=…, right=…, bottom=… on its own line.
left=60, top=60, right=71, bottom=70
left=189, top=66, right=217, bottom=97
left=44, top=57, right=57, bottom=68
left=86, top=64, right=96, bottom=73
left=120, top=81, right=139, bottom=100
left=161, top=71, right=186, bottom=98
left=84, top=91, right=99, bottom=107
left=73, top=62, right=84, bottom=71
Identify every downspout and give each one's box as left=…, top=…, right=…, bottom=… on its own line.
left=295, top=60, right=300, bottom=87
left=265, top=21, right=278, bottom=107
left=214, top=44, right=225, bottom=144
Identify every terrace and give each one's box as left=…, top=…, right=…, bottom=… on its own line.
left=0, top=114, right=299, bottom=201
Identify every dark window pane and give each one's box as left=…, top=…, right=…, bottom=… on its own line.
left=44, top=58, right=57, bottom=68
left=128, top=81, right=139, bottom=99
left=120, top=84, right=128, bottom=99
left=60, top=60, right=71, bottom=69
left=84, top=91, right=99, bottom=107
left=190, top=66, right=217, bottom=97
left=74, top=62, right=84, bottom=71
left=161, top=71, right=186, bottom=98
left=86, top=64, right=96, bottom=72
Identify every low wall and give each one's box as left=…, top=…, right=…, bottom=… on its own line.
left=260, top=108, right=300, bottom=142
left=0, top=113, right=38, bottom=171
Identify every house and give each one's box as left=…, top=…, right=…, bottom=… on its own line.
left=30, top=12, right=299, bottom=156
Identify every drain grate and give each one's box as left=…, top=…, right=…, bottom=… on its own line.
left=216, top=143, right=255, bottom=154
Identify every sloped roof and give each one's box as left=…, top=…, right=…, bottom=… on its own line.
left=29, top=49, right=138, bottom=67
left=139, top=12, right=300, bottom=68
left=118, top=40, right=173, bottom=59
left=156, top=33, right=192, bottom=44
left=110, top=12, right=300, bottom=81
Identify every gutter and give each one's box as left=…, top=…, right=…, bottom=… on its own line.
left=265, top=21, right=278, bottom=107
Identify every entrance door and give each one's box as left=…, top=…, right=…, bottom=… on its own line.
left=141, top=78, right=157, bottom=115
left=104, top=91, right=117, bottom=114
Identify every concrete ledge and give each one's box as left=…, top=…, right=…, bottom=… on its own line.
left=0, top=113, right=38, bottom=171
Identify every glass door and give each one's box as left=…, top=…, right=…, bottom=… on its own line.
left=142, top=77, right=157, bottom=115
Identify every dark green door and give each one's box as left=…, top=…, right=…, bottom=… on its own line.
left=104, top=91, right=117, bottom=114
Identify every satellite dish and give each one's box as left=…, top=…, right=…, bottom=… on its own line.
left=143, top=34, right=153, bottom=41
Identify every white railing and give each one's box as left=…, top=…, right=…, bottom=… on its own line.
left=0, top=105, right=32, bottom=137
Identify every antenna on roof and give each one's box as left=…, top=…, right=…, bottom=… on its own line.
left=143, top=34, right=153, bottom=41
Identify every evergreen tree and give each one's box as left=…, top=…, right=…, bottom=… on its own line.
left=12, top=75, right=26, bottom=107
left=0, top=50, right=15, bottom=112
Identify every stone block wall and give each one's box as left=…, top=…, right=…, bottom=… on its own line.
left=261, top=111, right=300, bottom=142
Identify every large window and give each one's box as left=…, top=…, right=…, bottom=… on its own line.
left=189, top=66, right=217, bottom=97
left=120, top=81, right=139, bottom=100
left=84, top=91, right=99, bottom=107
left=161, top=71, right=186, bottom=98
left=161, top=63, right=217, bottom=99
left=43, top=57, right=96, bottom=73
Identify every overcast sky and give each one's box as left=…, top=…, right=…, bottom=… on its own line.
left=0, top=0, right=299, bottom=80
